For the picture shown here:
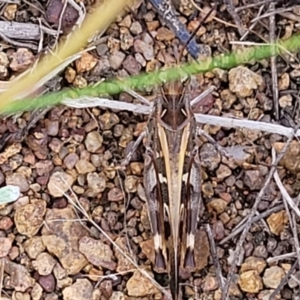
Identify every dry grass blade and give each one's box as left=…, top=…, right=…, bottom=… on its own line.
left=0, top=0, right=131, bottom=110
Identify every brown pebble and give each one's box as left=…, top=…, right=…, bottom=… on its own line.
left=39, top=274, right=56, bottom=292
left=0, top=216, right=13, bottom=230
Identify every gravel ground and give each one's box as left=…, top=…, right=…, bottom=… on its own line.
left=1, top=0, right=300, bottom=299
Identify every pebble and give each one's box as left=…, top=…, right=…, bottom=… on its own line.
left=31, top=282, right=43, bottom=300
left=278, top=94, right=292, bottom=108
left=23, top=236, right=46, bottom=259
left=44, top=120, right=59, bottom=136
left=84, top=131, right=103, bottom=153
left=9, top=48, right=35, bottom=72
left=5, top=260, right=35, bottom=292
left=14, top=200, right=46, bottom=237
left=35, top=160, right=54, bottom=176
left=243, top=170, right=263, bottom=190
left=42, top=206, right=88, bottom=275
left=33, top=252, right=57, bottom=275
left=6, top=173, right=29, bottom=193
left=133, top=40, right=154, bottom=60
left=75, top=159, right=96, bottom=174
left=99, top=112, right=120, bottom=130
left=278, top=73, right=290, bottom=90
left=126, top=270, right=159, bottom=297
left=0, top=237, right=12, bottom=257
left=86, top=172, right=106, bottom=196
left=267, top=210, right=288, bottom=236
left=48, top=171, right=74, bottom=197
left=130, top=21, right=143, bottom=35
left=228, top=66, right=263, bottom=98
left=39, top=274, right=56, bottom=293
left=207, top=198, right=227, bottom=214
left=122, top=55, right=141, bottom=75
left=263, top=266, right=285, bottom=289
left=0, top=216, right=13, bottom=230
left=63, top=153, right=79, bottom=170
left=240, top=256, right=266, bottom=274
left=62, top=279, right=93, bottom=300
left=156, top=27, right=175, bottom=41
left=238, top=270, right=263, bottom=293
left=109, top=51, right=126, bottom=70
left=75, top=52, right=98, bottom=73
left=79, top=236, right=117, bottom=270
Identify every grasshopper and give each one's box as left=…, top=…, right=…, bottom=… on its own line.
left=143, top=77, right=203, bottom=300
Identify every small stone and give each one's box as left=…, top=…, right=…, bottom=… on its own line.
left=0, top=237, right=12, bottom=257
left=133, top=40, right=154, bottom=60
left=6, top=173, right=29, bottom=193
left=200, top=143, right=221, bottom=171
left=62, top=279, right=93, bottom=300
left=240, top=256, right=266, bottom=274
left=202, top=276, right=218, bottom=292
left=156, top=27, right=175, bottom=41
left=73, top=75, right=87, bottom=88
left=108, top=187, right=124, bottom=202
left=63, top=153, right=79, bottom=170
left=79, top=236, right=117, bottom=270
left=10, top=48, right=34, bottom=72
left=140, top=239, right=155, bottom=265
left=126, top=271, right=159, bottom=297
left=267, top=210, right=288, bottom=236
left=109, top=51, right=125, bottom=70
left=120, top=27, right=134, bottom=51
left=45, top=120, right=59, bottom=136
left=278, top=73, right=290, bottom=90
left=0, top=143, right=22, bottom=164
left=278, top=94, right=292, bottom=108
left=4, top=4, right=17, bottom=20
left=238, top=270, right=263, bottom=293
left=99, top=280, right=113, bottom=298
left=273, top=141, right=300, bottom=174
left=31, top=282, right=43, bottom=300
left=220, top=89, right=237, bottom=109
left=207, top=198, right=227, bottom=214
left=33, top=252, right=57, bottom=275
left=35, top=160, right=54, bottom=176
left=263, top=266, right=285, bottom=288
left=99, top=111, right=120, bottom=130
left=0, top=216, right=13, bottom=230
left=42, top=206, right=88, bottom=275
left=65, top=67, right=76, bottom=83
left=39, top=274, right=56, bottom=293
left=75, top=52, right=97, bottom=73
left=216, top=164, right=232, bottom=181
left=23, top=236, right=46, bottom=259
left=48, top=171, right=74, bottom=197
left=119, top=15, right=131, bottom=28
left=14, top=200, right=46, bottom=237
left=5, top=260, right=35, bottom=292
left=244, top=170, right=263, bottom=190
left=84, top=131, right=103, bottom=153
left=122, top=55, right=141, bottom=75
left=115, top=237, right=136, bottom=272
left=75, top=159, right=96, bottom=174
left=228, top=66, right=263, bottom=98
left=87, top=172, right=106, bottom=196
left=130, top=21, right=142, bottom=35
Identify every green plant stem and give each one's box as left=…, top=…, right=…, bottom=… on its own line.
left=2, top=33, right=300, bottom=115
